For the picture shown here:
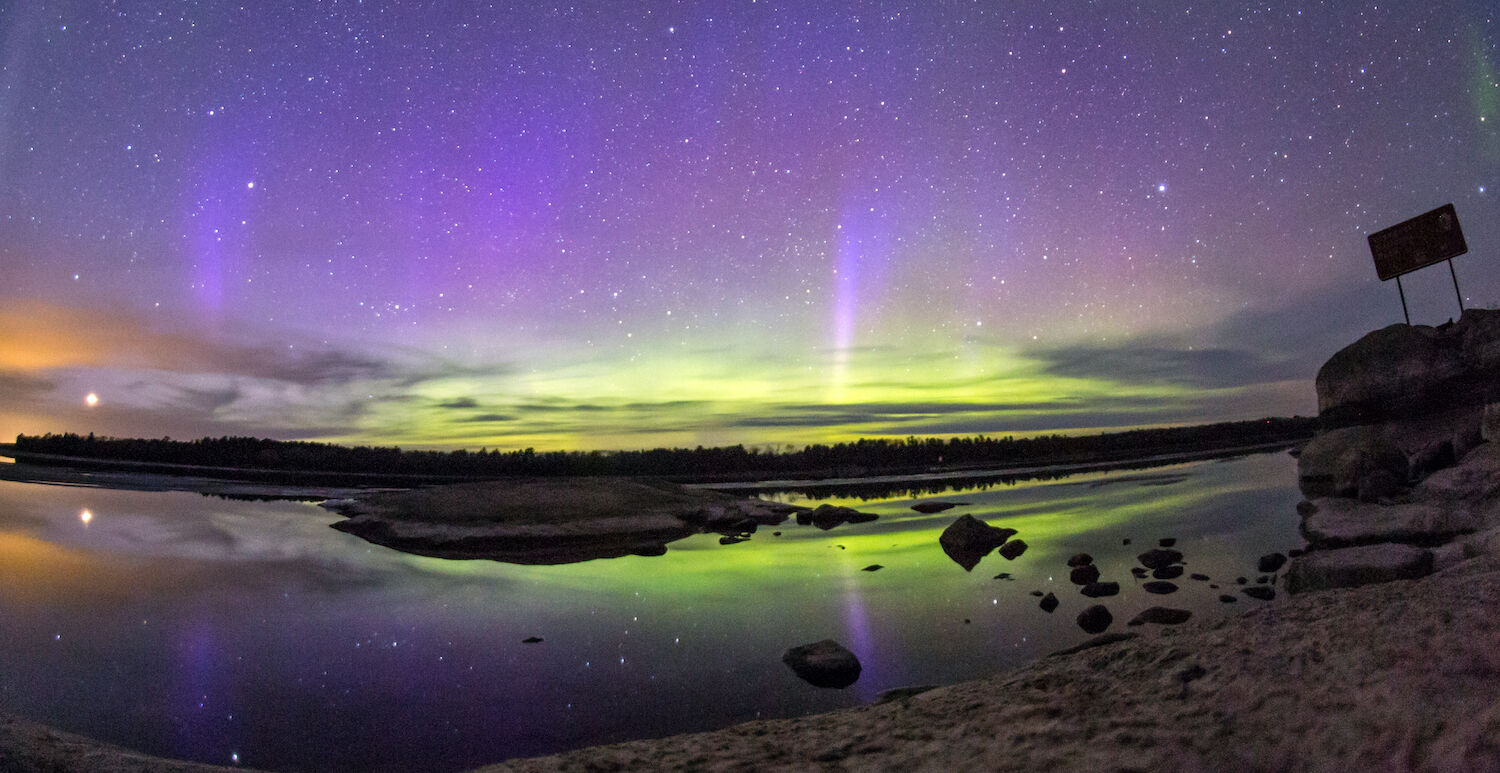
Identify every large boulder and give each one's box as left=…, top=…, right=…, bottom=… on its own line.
left=1315, top=309, right=1500, bottom=426
left=1296, top=425, right=1408, bottom=499
left=1285, top=543, right=1434, bottom=594
left=938, top=515, right=1017, bottom=571
left=1300, top=497, right=1480, bottom=548
left=782, top=639, right=862, bottom=688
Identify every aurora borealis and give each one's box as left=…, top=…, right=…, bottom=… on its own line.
left=2, top=2, right=1497, bottom=451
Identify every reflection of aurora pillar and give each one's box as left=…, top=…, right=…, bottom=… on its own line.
left=840, top=559, right=877, bottom=699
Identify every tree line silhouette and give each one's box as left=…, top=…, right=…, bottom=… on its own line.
left=10, top=417, right=1314, bottom=483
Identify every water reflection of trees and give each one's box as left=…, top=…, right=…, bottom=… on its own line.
left=729, top=455, right=1234, bottom=501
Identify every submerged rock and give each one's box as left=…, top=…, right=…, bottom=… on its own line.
left=1080, top=581, right=1119, bottom=598
left=1070, top=564, right=1101, bottom=585
left=1190, top=573, right=1211, bottom=581
left=800, top=504, right=879, bottom=531
left=1158, top=538, right=1177, bottom=548
left=1286, top=542, right=1435, bottom=594
left=1040, top=592, right=1059, bottom=613
left=1218, top=594, right=1237, bottom=603
left=1142, top=581, right=1179, bottom=595
left=1076, top=605, right=1112, bottom=634
left=1067, top=553, right=1094, bottom=567
left=1257, top=553, right=1288, bottom=573
left=998, top=539, right=1029, bottom=560
left=910, top=501, right=958, bottom=514
left=1127, top=607, right=1192, bottom=626
left=1152, top=565, right=1184, bottom=580
left=783, top=640, right=862, bottom=688
left=1242, top=586, right=1276, bottom=601
left=938, top=514, right=1017, bottom=571
left=1137, top=549, right=1183, bottom=570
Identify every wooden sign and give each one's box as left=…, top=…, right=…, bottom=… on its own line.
left=1368, top=203, right=1467, bottom=281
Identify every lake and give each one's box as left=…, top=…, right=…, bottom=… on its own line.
left=0, top=450, right=1303, bottom=772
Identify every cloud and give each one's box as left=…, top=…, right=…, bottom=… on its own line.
left=1027, top=342, right=1298, bottom=389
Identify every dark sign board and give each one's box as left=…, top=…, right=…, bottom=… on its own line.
left=1368, top=203, right=1467, bottom=281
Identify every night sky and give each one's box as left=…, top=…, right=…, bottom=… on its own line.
left=2, top=2, right=1496, bottom=451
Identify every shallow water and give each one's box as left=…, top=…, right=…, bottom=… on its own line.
left=0, top=451, right=1303, bottom=772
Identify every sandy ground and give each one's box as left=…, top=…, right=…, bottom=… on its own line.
left=8, top=551, right=1497, bottom=772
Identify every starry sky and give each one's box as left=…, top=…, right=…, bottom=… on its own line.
left=2, top=1, right=1497, bottom=452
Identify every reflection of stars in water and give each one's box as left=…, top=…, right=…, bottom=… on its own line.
left=79, top=508, right=93, bottom=524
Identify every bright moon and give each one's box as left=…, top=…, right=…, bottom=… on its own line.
left=85, top=393, right=99, bottom=407
left=80, top=509, right=93, bottom=524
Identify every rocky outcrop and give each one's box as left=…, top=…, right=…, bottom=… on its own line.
left=782, top=640, right=862, bottom=689
left=1314, top=308, right=1500, bottom=426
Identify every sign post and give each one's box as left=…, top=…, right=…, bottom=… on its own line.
left=1367, top=203, right=1468, bottom=325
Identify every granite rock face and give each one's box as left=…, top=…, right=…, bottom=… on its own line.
left=1286, top=543, right=1434, bottom=594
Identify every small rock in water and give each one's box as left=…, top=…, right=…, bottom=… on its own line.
left=1152, top=565, right=1185, bottom=580
left=1137, top=548, right=1184, bottom=570
left=783, top=639, right=862, bottom=689
left=1218, top=594, right=1237, bottom=603
left=1080, top=581, right=1120, bottom=598
left=522, top=636, right=543, bottom=643
left=1236, top=576, right=1248, bottom=585
left=911, top=501, right=958, bottom=514
left=1256, top=575, right=1270, bottom=584
left=1070, top=564, right=1101, bottom=585
left=719, top=535, right=749, bottom=545
left=772, top=531, right=782, bottom=537
left=993, top=572, right=1013, bottom=580
left=1067, top=553, right=1094, bottom=567
left=1209, top=583, right=1220, bottom=589
left=1258, top=553, right=1288, bottom=573
left=998, top=539, right=1028, bottom=560
left=1030, top=590, right=1045, bottom=597
left=1077, top=604, right=1113, bottom=634
left=1127, top=607, right=1192, bottom=626
left=963, top=618, right=971, bottom=624
left=1288, top=548, right=1304, bottom=558
left=1142, top=581, right=1179, bottom=595
left=1130, top=567, right=1149, bottom=578
left=1123, top=538, right=1132, bottom=545
left=1190, top=573, right=1210, bottom=581
left=836, top=545, right=845, bottom=550
left=862, top=564, right=883, bottom=572
left=938, top=514, right=1017, bottom=571
left=1296, top=499, right=1318, bottom=516
left=1040, top=592, right=1059, bottom=613
left=1242, top=586, right=1276, bottom=601
left=1158, top=538, right=1177, bottom=547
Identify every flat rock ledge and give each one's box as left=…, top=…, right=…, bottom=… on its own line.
left=476, top=554, right=1500, bottom=773
left=321, top=477, right=821, bottom=564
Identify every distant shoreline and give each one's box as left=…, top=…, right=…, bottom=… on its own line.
left=0, top=417, right=1314, bottom=492
left=0, top=438, right=1305, bottom=499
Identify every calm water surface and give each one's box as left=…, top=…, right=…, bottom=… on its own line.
left=0, top=452, right=1303, bottom=772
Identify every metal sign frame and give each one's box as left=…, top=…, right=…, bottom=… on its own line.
left=1367, top=203, right=1468, bottom=324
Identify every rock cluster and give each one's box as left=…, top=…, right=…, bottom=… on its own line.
left=1290, top=309, right=1500, bottom=594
